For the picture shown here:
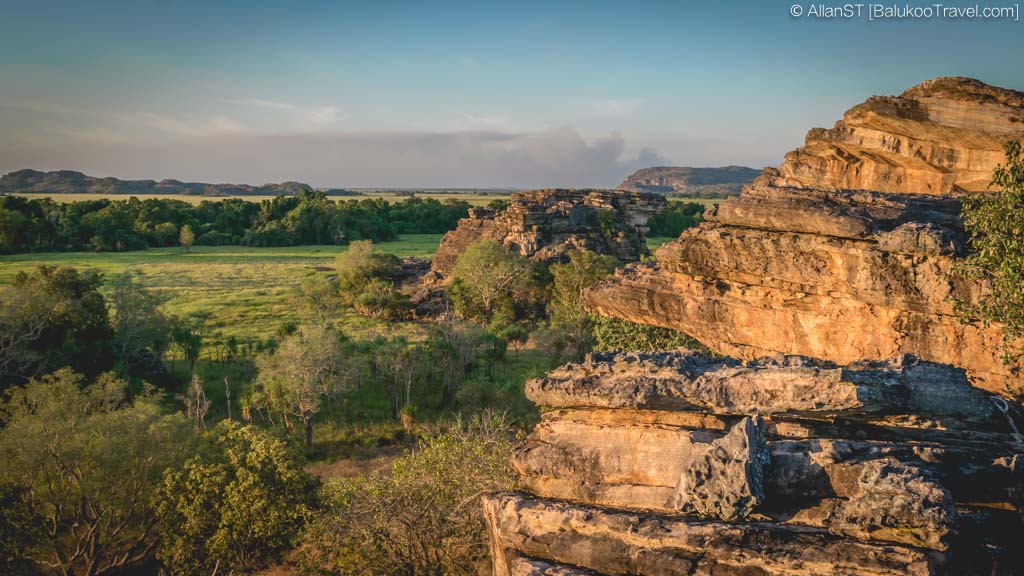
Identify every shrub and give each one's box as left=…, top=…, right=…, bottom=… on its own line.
left=155, top=421, right=318, bottom=575
left=298, top=413, right=521, bottom=576
left=592, top=315, right=702, bottom=352
left=955, top=139, right=1024, bottom=364
left=0, top=369, right=189, bottom=575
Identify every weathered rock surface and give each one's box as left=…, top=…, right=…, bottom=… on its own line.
left=431, top=189, right=665, bottom=276
left=668, top=416, right=769, bottom=521
left=618, top=166, right=760, bottom=197
left=583, top=77, right=1024, bottom=397
left=486, top=350, right=1024, bottom=575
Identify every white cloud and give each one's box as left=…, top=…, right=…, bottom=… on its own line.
left=0, top=125, right=670, bottom=188
left=592, top=98, right=646, bottom=117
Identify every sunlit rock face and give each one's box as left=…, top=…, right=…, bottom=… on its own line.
left=584, top=77, right=1024, bottom=397
left=430, top=188, right=666, bottom=276
left=484, top=350, right=1024, bottom=576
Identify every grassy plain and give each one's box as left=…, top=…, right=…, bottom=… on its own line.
left=0, top=232, right=676, bottom=366
left=0, top=235, right=444, bottom=351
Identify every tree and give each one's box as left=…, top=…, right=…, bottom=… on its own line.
left=956, top=139, right=1024, bottom=363
left=179, top=224, right=195, bottom=253
left=255, top=324, right=354, bottom=447
left=298, top=413, right=519, bottom=576
left=0, top=369, right=189, bottom=575
left=0, top=482, right=43, bottom=575
left=428, top=316, right=488, bottom=408
left=108, top=272, right=170, bottom=372
left=0, top=266, right=114, bottom=387
left=449, top=240, right=537, bottom=324
left=548, top=250, right=618, bottom=361
left=297, top=275, right=340, bottom=326
left=152, top=221, right=179, bottom=246
left=373, top=337, right=424, bottom=420
left=156, top=421, right=317, bottom=575
left=170, top=319, right=203, bottom=374
left=333, top=240, right=409, bottom=318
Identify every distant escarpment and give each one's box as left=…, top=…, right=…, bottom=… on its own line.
left=485, top=350, right=1024, bottom=575
left=0, top=169, right=352, bottom=197
left=618, top=166, right=760, bottom=197
left=586, top=77, right=1024, bottom=397
left=430, top=189, right=666, bottom=277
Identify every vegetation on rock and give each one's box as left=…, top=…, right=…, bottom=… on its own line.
left=957, top=139, right=1024, bottom=363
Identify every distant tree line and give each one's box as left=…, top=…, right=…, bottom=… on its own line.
left=0, top=191, right=472, bottom=253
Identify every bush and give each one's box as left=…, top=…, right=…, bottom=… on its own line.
left=955, top=139, right=1024, bottom=364
left=591, top=315, right=703, bottom=352
left=648, top=201, right=705, bottom=237
left=156, top=421, right=319, bottom=575
left=0, top=369, right=189, bottom=575
left=298, top=413, right=521, bottom=576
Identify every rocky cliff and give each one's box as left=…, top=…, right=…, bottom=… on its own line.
left=485, top=350, right=1024, bottom=575
left=585, top=77, right=1024, bottom=397
left=618, top=166, right=760, bottom=197
left=430, top=189, right=666, bottom=276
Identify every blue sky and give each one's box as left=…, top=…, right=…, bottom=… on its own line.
left=1, top=0, right=1021, bottom=187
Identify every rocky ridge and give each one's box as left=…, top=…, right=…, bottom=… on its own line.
left=484, top=350, right=1024, bottom=575
left=0, top=169, right=339, bottom=197
left=430, top=188, right=666, bottom=277
left=618, top=166, right=760, bottom=197
left=584, top=77, right=1024, bottom=397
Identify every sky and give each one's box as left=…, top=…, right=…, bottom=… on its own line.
left=1, top=0, right=1022, bottom=188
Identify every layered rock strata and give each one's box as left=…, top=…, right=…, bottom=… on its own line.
left=484, top=351, right=1024, bottom=576
left=430, top=189, right=666, bottom=276
left=584, top=78, right=1024, bottom=396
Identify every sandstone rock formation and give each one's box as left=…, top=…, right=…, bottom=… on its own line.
left=485, top=350, right=1024, bottom=575
left=430, top=189, right=666, bottom=277
left=618, top=165, right=760, bottom=197
left=584, top=77, right=1024, bottom=397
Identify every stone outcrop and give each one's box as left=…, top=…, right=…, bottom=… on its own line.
left=618, top=166, right=760, bottom=197
left=584, top=77, right=1024, bottom=397
left=485, top=350, right=1024, bottom=575
left=430, top=189, right=666, bottom=276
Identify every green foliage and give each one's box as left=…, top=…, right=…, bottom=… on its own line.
left=0, top=368, right=189, bottom=575
left=253, top=324, right=355, bottom=447
left=179, top=223, right=195, bottom=252
left=956, top=139, right=1024, bottom=364
left=335, top=240, right=410, bottom=319
left=0, top=482, right=43, bottom=575
left=0, top=265, right=114, bottom=386
left=0, top=192, right=469, bottom=253
left=156, top=421, right=318, bottom=575
left=647, top=201, right=705, bottom=237
left=108, top=271, right=171, bottom=372
left=449, top=240, right=539, bottom=324
left=298, top=413, right=520, bottom=576
left=548, top=250, right=619, bottom=361
left=592, top=315, right=701, bottom=352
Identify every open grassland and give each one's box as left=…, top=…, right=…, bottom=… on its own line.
left=0, top=233, right=676, bottom=350
left=11, top=191, right=511, bottom=206
left=0, top=235, right=444, bottom=349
